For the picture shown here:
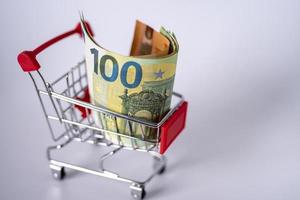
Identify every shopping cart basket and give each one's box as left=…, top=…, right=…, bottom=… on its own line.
left=17, top=21, right=188, bottom=200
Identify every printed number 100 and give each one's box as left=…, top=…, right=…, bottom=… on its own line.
left=90, top=48, right=142, bottom=89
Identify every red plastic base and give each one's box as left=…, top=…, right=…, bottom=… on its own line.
left=159, top=101, right=188, bottom=154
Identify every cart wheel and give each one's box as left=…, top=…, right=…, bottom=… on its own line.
left=130, top=184, right=146, bottom=200
left=153, top=156, right=167, bottom=175
left=50, top=166, right=65, bottom=180
left=158, top=166, right=166, bottom=175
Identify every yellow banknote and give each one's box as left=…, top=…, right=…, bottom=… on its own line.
left=80, top=17, right=179, bottom=148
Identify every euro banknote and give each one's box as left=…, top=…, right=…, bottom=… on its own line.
left=80, top=16, right=179, bottom=148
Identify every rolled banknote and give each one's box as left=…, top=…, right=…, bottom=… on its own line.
left=80, top=16, right=179, bottom=148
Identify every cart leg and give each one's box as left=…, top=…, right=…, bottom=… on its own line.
left=152, top=154, right=167, bottom=175
left=50, top=164, right=65, bottom=180
left=130, top=183, right=146, bottom=200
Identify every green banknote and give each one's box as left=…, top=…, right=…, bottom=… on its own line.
left=80, top=17, right=179, bottom=148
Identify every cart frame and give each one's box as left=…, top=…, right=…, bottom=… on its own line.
left=17, top=21, right=188, bottom=200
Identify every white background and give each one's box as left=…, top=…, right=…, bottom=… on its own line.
left=1, top=0, right=300, bottom=199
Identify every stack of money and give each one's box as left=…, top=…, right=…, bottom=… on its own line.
left=80, top=16, right=179, bottom=148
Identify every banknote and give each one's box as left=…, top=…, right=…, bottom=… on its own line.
left=130, top=20, right=170, bottom=57
left=80, top=16, right=179, bottom=148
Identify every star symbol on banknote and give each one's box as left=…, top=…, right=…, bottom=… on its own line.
left=154, top=69, right=165, bottom=79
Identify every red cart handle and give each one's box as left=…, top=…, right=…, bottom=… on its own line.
left=17, top=21, right=93, bottom=72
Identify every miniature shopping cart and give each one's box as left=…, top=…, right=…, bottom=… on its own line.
left=17, top=22, right=188, bottom=200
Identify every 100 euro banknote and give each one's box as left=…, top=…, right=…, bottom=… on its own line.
left=80, top=17, right=179, bottom=148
